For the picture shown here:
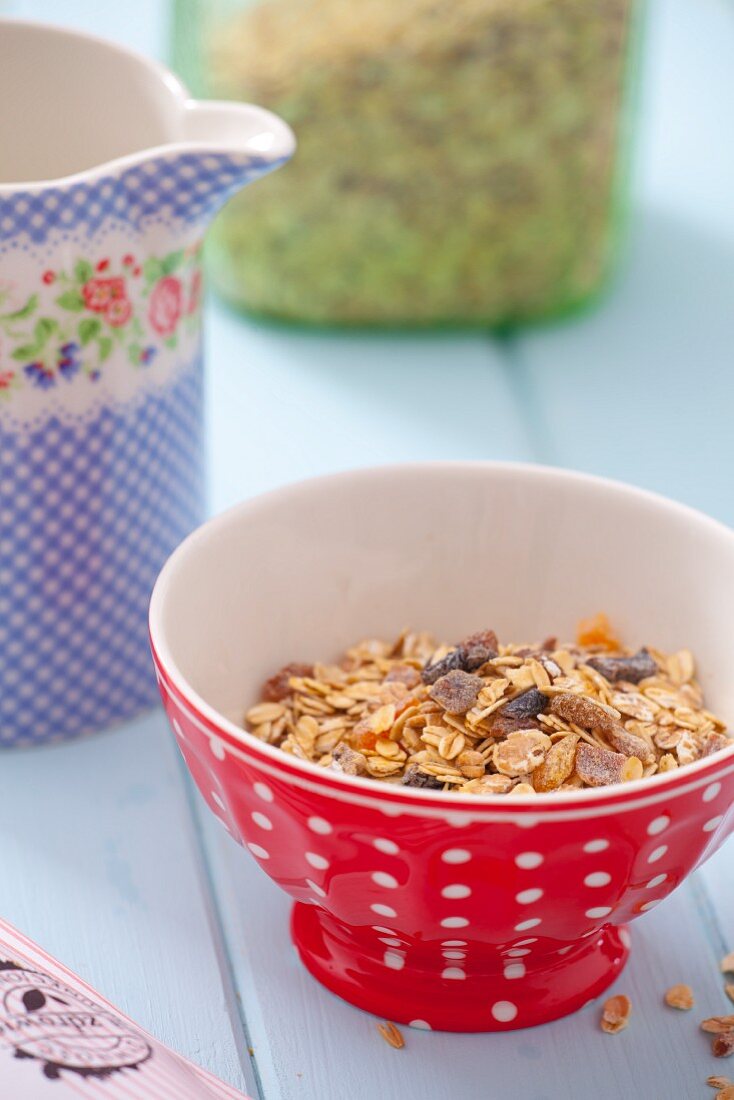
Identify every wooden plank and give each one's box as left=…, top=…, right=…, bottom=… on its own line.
left=0, top=712, right=254, bottom=1095
left=194, top=790, right=730, bottom=1100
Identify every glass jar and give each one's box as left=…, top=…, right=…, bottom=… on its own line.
left=172, top=0, right=641, bottom=328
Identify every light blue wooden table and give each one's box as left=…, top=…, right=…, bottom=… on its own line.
left=2, top=1, right=733, bottom=1097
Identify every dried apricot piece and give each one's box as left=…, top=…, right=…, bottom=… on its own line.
left=533, top=735, right=579, bottom=792
left=600, top=993, right=631, bottom=1034
left=588, top=648, right=657, bottom=684
left=428, top=670, right=483, bottom=714
left=577, top=612, right=621, bottom=651
left=262, top=662, right=314, bottom=702
left=664, top=983, right=694, bottom=1010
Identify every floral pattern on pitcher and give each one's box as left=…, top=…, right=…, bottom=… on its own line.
left=0, top=243, right=203, bottom=399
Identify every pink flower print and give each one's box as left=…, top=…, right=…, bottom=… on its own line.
left=105, top=297, right=132, bottom=327
left=0, top=369, right=15, bottom=390
left=82, top=277, right=126, bottom=313
left=148, top=276, right=182, bottom=336
left=187, top=269, right=202, bottom=316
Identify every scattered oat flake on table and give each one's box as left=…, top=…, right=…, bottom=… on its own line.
left=725, top=986, right=734, bottom=1005
left=600, top=994, right=631, bottom=1034
left=708, top=1078, right=732, bottom=1091
left=713, top=1087, right=734, bottom=1100
left=664, top=983, right=694, bottom=1010
left=722, top=954, right=734, bottom=975
left=701, top=1017, right=734, bottom=1034
left=377, top=1021, right=405, bottom=1049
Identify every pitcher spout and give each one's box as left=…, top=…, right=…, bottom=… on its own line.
left=146, top=99, right=296, bottom=228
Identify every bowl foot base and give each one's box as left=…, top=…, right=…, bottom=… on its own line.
left=290, top=903, right=630, bottom=1032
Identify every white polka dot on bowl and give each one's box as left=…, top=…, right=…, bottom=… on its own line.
left=371, top=871, right=399, bottom=889
left=441, top=848, right=471, bottom=864
left=305, top=852, right=329, bottom=870
left=441, top=884, right=471, bottom=899
left=647, top=815, right=670, bottom=836
left=584, top=872, right=611, bottom=888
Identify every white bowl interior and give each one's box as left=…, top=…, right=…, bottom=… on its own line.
left=153, top=465, right=734, bottom=740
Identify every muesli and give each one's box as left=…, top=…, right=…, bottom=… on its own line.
left=245, top=615, right=731, bottom=794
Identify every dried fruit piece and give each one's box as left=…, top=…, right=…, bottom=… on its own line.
left=459, top=629, right=499, bottom=670
left=429, top=670, right=483, bottom=714
left=421, top=647, right=466, bottom=685
left=587, top=648, right=657, bottom=684
left=664, top=983, right=694, bottom=1010
left=401, top=765, right=443, bottom=789
left=600, top=993, right=631, bottom=1034
left=701, top=1017, right=734, bottom=1034
left=550, top=692, right=619, bottom=735
left=577, top=612, right=621, bottom=651
left=262, top=662, right=314, bottom=702
left=549, top=692, right=654, bottom=763
left=703, top=733, right=733, bottom=758
left=494, top=730, right=551, bottom=777
left=575, top=742, right=639, bottom=787
left=722, top=953, right=734, bottom=976
left=604, top=725, right=655, bottom=765
left=377, top=1021, right=405, bottom=1049
left=501, top=687, right=548, bottom=721
left=533, top=735, right=579, bottom=792
left=330, top=743, right=367, bottom=776
left=384, top=664, right=421, bottom=688
left=713, top=1033, right=734, bottom=1058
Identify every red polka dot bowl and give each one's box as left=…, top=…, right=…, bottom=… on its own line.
left=149, top=463, right=734, bottom=1032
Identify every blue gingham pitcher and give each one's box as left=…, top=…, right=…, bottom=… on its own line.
left=0, top=20, right=294, bottom=746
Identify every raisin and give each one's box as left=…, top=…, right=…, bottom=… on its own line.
left=501, top=687, right=548, bottom=721
left=401, top=766, right=443, bottom=789
left=487, top=713, right=542, bottom=737
left=421, top=647, right=466, bottom=684
left=428, top=670, right=483, bottom=714
left=262, top=662, right=314, bottom=702
left=385, top=664, right=421, bottom=689
left=587, top=648, right=658, bottom=684
left=459, top=629, right=498, bottom=670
